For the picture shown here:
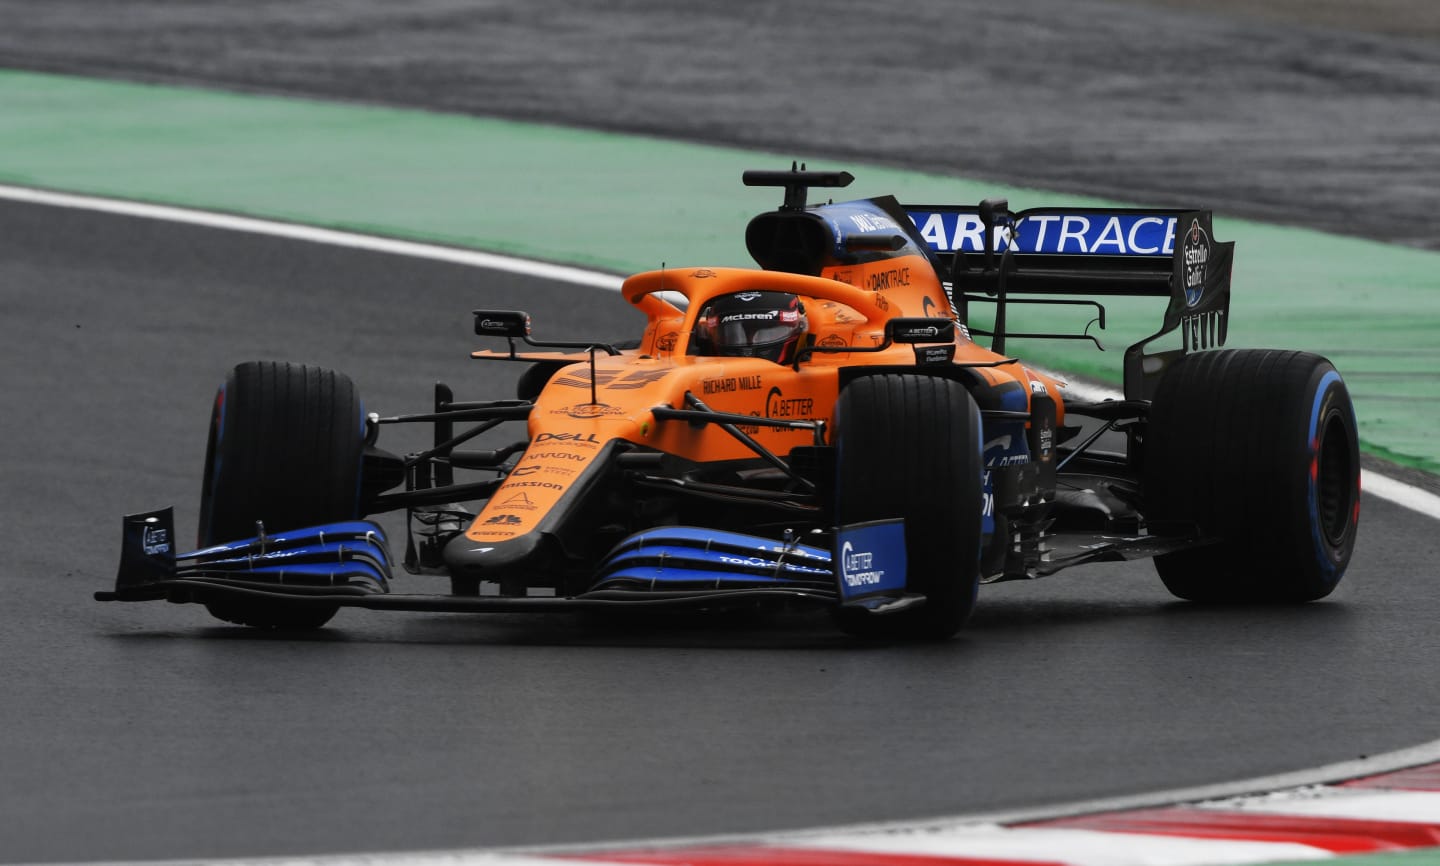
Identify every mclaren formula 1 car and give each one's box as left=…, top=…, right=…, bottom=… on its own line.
left=98, top=168, right=1361, bottom=638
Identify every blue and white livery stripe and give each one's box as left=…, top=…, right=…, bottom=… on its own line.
left=908, top=209, right=1179, bottom=256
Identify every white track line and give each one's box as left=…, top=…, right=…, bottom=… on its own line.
left=1362, top=470, right=1440, bottom=518
left=0, top=184, right=626, bottom=291
left=808, top=737, right=1440, bottom=830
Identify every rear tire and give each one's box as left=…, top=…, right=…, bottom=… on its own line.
left=1144, top=349, right=1359, bottom=602
left=832, top=375, right=984, bottom=639
left=199, top=361, right=365, bottom=629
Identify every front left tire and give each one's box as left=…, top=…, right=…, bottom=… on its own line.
left=199, top=360, right=365, bottom=629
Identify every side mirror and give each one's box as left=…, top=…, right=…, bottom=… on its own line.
left=473, top=310, right=531, bottom=339
left=886, top=317, right=955, bottom=344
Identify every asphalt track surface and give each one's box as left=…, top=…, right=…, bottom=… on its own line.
left=3, top=196, right=1435, bottom=864
left=4, top=1, right=1440, bottom=862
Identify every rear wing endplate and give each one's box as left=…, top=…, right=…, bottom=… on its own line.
left=905, top=204, right=1235, bottom=400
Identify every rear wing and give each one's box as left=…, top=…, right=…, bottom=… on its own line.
left=905, top=203, right=1234, bottom=401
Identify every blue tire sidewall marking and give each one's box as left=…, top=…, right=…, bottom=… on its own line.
left=203, top=383, right=228, bottom=545
left=972, top=399, right=985, bottom=593
left=1307, top=369, right=1345, bottom=581
left=354, top=400, right=366, bottom=517
left=215, top=384, right=227, bottom=475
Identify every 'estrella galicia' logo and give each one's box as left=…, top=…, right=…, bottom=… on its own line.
left=1182, top=219, right=1210, bottom=308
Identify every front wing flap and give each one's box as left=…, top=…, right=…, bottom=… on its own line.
left=98, top=507, right=394, bottom=603
left=97, top=512, right=928, bottom=617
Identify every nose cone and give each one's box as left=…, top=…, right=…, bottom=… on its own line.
left=444, top=529, right=551, bottom=581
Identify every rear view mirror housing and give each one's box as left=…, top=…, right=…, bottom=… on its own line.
left=473, top=310, right=531, bottom=339
left=886, top=317, right=955, bottom=344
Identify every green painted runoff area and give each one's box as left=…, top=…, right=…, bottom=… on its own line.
left=2, top=69, right=1435, bottom=472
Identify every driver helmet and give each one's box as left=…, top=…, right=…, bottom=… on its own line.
left=692, top=291, right=808, bottom=364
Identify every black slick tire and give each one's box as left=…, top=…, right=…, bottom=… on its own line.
left=832, top=374, right=984, bottom=639
left=199, top=361, right=365, bottom=629
left=1144, top=349, right=1360, bottom=602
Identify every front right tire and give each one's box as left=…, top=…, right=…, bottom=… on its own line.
left=832, top=374, right=984, bottom=639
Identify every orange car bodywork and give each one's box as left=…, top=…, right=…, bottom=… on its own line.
left=465, top=256, right=1064, bottom=545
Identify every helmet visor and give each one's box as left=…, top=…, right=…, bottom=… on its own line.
left=694, top=291, right=807, bottom=363
left=710, top=308, right=802, bottom=349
